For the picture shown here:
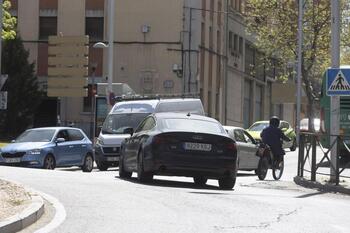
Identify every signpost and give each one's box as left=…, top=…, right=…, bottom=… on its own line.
left=47, top=35, right=89, bottom=97
left=326, top=68, right=350, bottom=96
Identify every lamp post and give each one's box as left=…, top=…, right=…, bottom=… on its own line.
left=90, top=63, right=97, bottom=141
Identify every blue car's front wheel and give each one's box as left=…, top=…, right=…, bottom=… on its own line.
left=43, top=154, right=56, bottom=170
left=82, top=154, right=94, bottom=172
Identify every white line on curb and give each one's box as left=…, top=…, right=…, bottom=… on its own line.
left=33, top=190, right=66, bottom=233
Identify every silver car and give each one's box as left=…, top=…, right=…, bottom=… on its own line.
left=223, top=126, right=260, bottom=172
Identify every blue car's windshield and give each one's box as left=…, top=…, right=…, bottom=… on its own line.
left=16, top=129, right=56, bottom=142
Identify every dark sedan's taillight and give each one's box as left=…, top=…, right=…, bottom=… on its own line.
left=153, top=135, right=167, bottom=145
left=227, top=142, right=236, bottom=151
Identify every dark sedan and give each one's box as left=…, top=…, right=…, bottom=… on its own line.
left=119, top=113, right=238, bottom=190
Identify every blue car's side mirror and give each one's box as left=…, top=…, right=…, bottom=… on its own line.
left=56, top=138, right=65, bottom=143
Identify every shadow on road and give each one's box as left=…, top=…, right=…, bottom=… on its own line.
left=295, top=191, right=326, bottom=198
left=116, top=176, right=235, bottom=191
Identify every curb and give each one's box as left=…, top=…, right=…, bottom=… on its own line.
left=294, top=176, right=350, bottom=195
left=0, top=192, right=44, bottom=233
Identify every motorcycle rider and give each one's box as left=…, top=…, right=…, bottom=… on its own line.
left=260, top=116, right=291, bottom=164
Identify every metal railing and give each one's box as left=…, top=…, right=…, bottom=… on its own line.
left=297, top=132, right=350, bottom=185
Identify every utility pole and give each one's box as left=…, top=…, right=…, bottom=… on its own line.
left=330, top=0, right=340, bottom=181
left=0, top=0, right=3, bottom=76
left=107, top=0, right=115, bottom=100
left=296, top=0, right=304, bottom=145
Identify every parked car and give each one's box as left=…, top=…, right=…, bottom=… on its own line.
left=223, top=126, right=261, bottom=171
left=246, top=120, right=297, bottom=151
left=94, top=97, right=205, bottom=171
left=0, top=127, right=94, bottom=172
left=119, top=113, right=238, bottom=190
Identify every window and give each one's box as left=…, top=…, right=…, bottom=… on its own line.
left=201, top=23, right=205, bottom=46
left=229, top=31, right=233, bottom=51
left=234, top=130, right=246, bottom=143
left=234, top=34, right=238, bottom=52
left=85, top=17, right=104, bottom=41
left=209, top=26, right=213, bottom=49
left=217, top=1, right=222, bottom=25
left=255, top=85, right=263, bottom=121
left=202, top=0, right=206, bottom=18
left=243, top=131, right=255, bottom=144
left=39, top=17, right=57, bottom=40
left=136, top=116, right=156, bottom=133
left=243, top=80, right=252, bottom=128
left=56, top=130, right=69, bottom=141
left=210, top=0, right=214, bottom=20
left=68, top=129, right=84, bottom=141
left=239, top=37, right=243, bottom=54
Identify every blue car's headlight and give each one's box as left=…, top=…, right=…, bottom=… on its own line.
left=28, top=149, right=42, bottom=155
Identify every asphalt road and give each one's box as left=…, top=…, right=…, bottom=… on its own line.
left=1, top=149, right=350, bottom=233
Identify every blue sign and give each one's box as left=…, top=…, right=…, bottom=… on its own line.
left=327, top=68, right=350, bottom=96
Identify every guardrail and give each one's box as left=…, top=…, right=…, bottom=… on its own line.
left=297, top=132, right=350, bottom=185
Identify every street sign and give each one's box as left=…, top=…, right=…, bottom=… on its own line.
left=327, top=68, right=350, bottom=96
left=0, top=74, right=8, bottom=90
left=0, top=91, right=8, bottom=110
left=47, top=35, right=89, bottom=97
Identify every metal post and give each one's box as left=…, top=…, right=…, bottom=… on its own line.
left=296, top=0, right=304, bottom=145
left=90, top=67, right=96, bottom=141
left=107, top=0, right=115, bottom=95
left=311, top=135, right=316, bottom=181
left=298, top=134, right=305, bottom=177
left=0, top=0, right=3, bottom=76
left=188, top=7, right=192, bottom=94
left=330, top=0, right=340, bottom=182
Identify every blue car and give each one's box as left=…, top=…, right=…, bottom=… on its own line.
left=0, top=127, right=94, bottom=172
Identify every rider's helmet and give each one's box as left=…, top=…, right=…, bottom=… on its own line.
left=269, top=116, right=280, bottom=128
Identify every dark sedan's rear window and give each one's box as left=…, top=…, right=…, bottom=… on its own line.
left=162, top=118, right=224, bottom=134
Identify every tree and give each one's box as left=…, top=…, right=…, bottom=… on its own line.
left=2, top=0, right=16, bottom=40
left=0, top=36, right=43, bottom=138
left=245, top=0, right=350, bottom=126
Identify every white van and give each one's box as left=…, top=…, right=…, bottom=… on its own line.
left=94, top=98, right=205, bottom=171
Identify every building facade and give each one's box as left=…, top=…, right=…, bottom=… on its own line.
left=8, top=0, right=288, bottom=135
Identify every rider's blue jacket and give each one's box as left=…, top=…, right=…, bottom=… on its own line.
left=260, top=125, right=289, bottom=157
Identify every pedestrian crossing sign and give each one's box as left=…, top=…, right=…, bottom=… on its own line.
left=327, top=68, right=350, bottom=96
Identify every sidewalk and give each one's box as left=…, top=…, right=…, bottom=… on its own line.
left=0, top=179, right=44, bottom=233
left=294, top=175, right=350, bottom=195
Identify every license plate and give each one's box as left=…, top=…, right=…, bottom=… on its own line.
left=106, top=157, right=118, bottom=161
left=5, top=157, right=21, bottom=163
left=184, top=142, right=212, bottom=151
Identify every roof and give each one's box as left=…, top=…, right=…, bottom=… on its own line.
left=223, top=125, right=245, bottom=131
left=28, top=127, right=81, bottom=131
left=154, top=112, right=219, bottom=123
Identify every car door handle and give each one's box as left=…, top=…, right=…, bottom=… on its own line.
left=69, top=145, right=74, bottom=148
left=82, top=145, right=87, bottom=147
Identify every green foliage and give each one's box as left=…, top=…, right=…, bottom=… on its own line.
left=245, top=0, right=350, bottom=103
left=2, top=0, right=17, bottom=40
left=0, top=36, right=43, bottom=138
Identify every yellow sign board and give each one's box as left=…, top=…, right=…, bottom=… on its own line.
left=47, top=78, right=88, bottom=88
left=47, top=88, right=88, bottom=97
left=48, top=46, right=89, bottom=56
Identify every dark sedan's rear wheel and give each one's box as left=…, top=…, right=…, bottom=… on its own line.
left=96, top=161, right=109, bottom=171
left=43, top=154, right=56, bottom=170
left=218, top=176, right=236, bottom=190
left=82, top=154, right=94, bottom=172
left=257, top=157, right=268, bottom=180
left=137, top=150, right=153, bottom=183
left=119, top=154, right=132, bottom=179
left=193, top=176, right=208, bottom=186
